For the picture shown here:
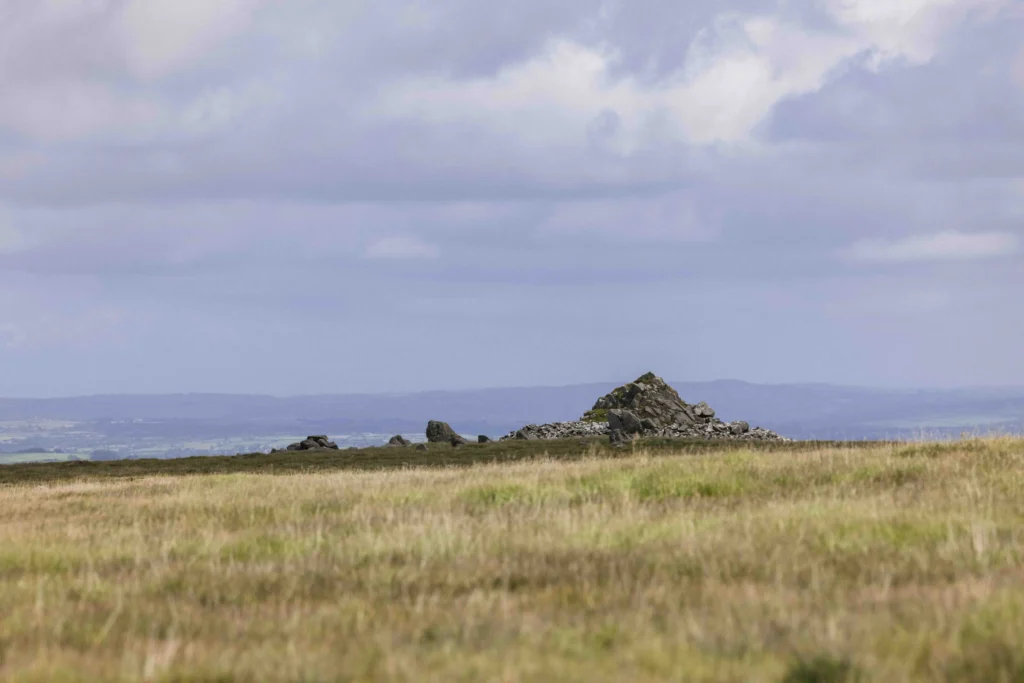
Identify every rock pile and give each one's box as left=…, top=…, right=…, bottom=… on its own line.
left=502, top=373, right=787, bottom=444
left=500, top=421, right=610, bottom=441
left=280, top=435, right=339, bottom=452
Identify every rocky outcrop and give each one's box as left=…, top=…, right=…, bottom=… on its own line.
left=478, top=435, right=493, bottom=444
left=283, top=435, right=339, bottom=452
left=426, top=421, right=462, bottom=443
left=388, top=435, right=411, bottom=447
left=584, top=372, right=699, bottom=426
left=503, top=373, right=788, bottom=444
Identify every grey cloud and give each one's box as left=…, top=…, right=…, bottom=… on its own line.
left=0, top=0, right=1022, bottom=394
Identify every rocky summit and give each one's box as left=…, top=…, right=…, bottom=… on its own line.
left=502, top=373, right=788, bottom=444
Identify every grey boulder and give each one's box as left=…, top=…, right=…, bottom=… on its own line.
left=608, top=409, right=643, bottom=435
left=730, top=421, right=751, bottom=435
left=426, top=421, right=460, bottom=443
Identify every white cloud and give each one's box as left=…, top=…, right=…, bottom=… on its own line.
left=845, top=230, right=1019, bottom=263
left=827, top=0, right=1006, bottom=66
left=377, top=4, right=981, bottom=148
left=363, top=235, right=440, bottom=260
left=117, top=0, right=263, bottom=79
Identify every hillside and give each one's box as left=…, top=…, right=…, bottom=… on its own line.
left=2, top=438, right=1023, bottom=681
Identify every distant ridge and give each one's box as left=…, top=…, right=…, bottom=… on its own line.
left=1, top=380, right=1022, bottom=440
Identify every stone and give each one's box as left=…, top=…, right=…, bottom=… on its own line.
left=415, top=444, right=429, bottom=452
left=478, top=435, right=493, bottom=444
left=641, top=417, right=663, bottom=431
left=515, top=429, right=539, bottom=441
left=426, top=421, right=460, bottom=443
left=608, top=409, right=643, bottom=435
left=730, top=421, right=750, bottom=435
left=694, top=402, right=716, bottom=420
left=388, top=435, right=411, bottom=447
left=450, top=434, right=468, bottom=447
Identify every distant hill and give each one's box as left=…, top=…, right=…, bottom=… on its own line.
left=0, top=380, right=1022, bottom=441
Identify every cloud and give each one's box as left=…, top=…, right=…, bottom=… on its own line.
left=363, top=236, right=441, bottom=260
left=844, top=230, right=1019, bottom=263
left=0, top=1, right=1021, bottom=393
left=117, top=0, right=263, bottom=79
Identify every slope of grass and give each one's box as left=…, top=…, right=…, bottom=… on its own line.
left=1, top=438, right=1023, bottom=681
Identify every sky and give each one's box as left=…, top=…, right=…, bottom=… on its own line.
left=0, top=0, right=1022, bottom=397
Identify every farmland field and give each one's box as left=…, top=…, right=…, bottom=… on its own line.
left=2, top=438, right=1024, bottom=682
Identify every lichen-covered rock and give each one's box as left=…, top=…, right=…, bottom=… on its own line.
left=584, top=372, right=699, bottom=427
left=426, top=421, right=461, bottom=443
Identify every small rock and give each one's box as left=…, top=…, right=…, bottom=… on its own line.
left=388, top=435, right=411, bottom=447
left=478, top=435, right=493, bottom=444
left=450, top=434, right=468, bottom=447
left=515, top=429, right=539, bottom=441
left=415, top=444, right=429, bottom=452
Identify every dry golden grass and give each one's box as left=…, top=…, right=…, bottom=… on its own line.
left=2, top=438, right=1024, bottom=682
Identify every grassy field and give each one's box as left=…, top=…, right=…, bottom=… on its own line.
left=2, top=438, right=1024, bottom=682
